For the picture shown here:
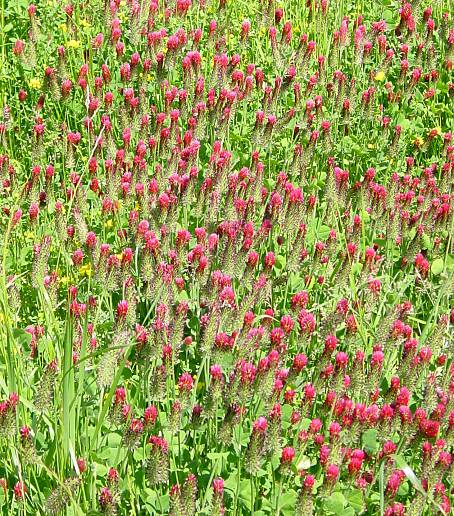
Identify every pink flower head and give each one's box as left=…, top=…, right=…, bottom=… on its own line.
left=116, top=300, right=128, bottom=319
left=144, top=405, right=158, bottom=426
left=326, top=464, right=339, bottom=483
left=213, top=477, right=224, bottom=495
left=303, top=474, right=315, bottom=491
left=281, top=447, right=295, bottom=464
left=178, top=372, right=194, bottom=393
left=253, top=416, right=267, bottom=433
left=280, top=315, right=294, bottom=334
left=292, top=353, right=308, bottom=372
left=14, top=481, right=27, bottom=499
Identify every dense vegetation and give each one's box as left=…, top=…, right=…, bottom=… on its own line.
left=0, top=0, right=453, bottom=514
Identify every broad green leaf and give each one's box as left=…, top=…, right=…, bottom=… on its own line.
left=398, top=480, right=409, bottom=496
left=431, top=258, right=444, bottom=276
left=346, top=488, right=364, bottom=513
left=133, top=447, right=146, bottom=461
left=362, top=428, right=378, bottom=454
left=275, top=254, right=286, bottom=269
left=446, top=254, right=454, bottom=269
left=207, top=452, right=229, bottom=460
left=238, top=479, right=252, bottom=511
left=176, top=289, right=189, bottom=301
left=281, top=404, right=293, bottom=422
left=323, top=491, right=346, bottom=515
left=12, top=328, right=32, bottom=347
left=278, top=490, right=297, bottom=510
left=421, top=233, right=432, bottom=250
left=93, top=462, right=108, bottom=477
left=318, top=225, right=330, bottom=240
left=107, top=432, right=122, bottom=447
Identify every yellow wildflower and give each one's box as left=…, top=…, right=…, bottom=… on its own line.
left=29, top=78, right=42, bottom=90
left=79, top=264, right=93, bottom=278
left=104, top=219, right=113, bottom=229
left=60, top=276, right=71, bottom=286
left=59, top=23, right=67, bottom=33
left=413, top=136, right=424, bottom=147
left=374, top=71, right=385, bottom=82
left=67, top=39, right=81, bottom=49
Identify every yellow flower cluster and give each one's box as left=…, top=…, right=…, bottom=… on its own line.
left=59, top=275, right=72, bottom=286
left=79, top=264, right=93, bottom=278
left=66, top=39, right=81, bottom=49
left=29, top=78, right=42, bottom=90
left=413, top=136, right=424, bottom=147
left=118, top=12, right=128, bottom=23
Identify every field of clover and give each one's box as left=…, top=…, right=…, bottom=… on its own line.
left=0, top=0, right=453, bottom=514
